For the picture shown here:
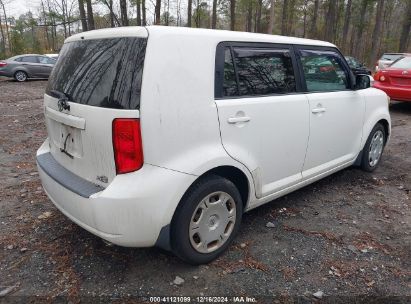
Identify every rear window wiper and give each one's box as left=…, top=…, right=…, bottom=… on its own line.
left=50, top=90, right=70, bottom=100
left=50, top=90, right=71, bottom=111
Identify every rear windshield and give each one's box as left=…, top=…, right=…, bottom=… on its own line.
left=46, top=37, right=147, bottom=110
left=390, top=56, right=411, bottom=69
left=380, top=54, right=402, bottom=61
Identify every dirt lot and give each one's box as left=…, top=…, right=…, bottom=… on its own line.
left=0, top=78, right=410, bottom=303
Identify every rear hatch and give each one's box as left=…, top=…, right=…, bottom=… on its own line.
left=380, top=56, right=411, bottom=87
left=44, top=28, right=147, bottom=188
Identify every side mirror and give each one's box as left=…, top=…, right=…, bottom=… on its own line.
left=355, top=74, right=373, bottom=90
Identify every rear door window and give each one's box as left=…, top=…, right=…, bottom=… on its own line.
left=22, top=56, right=39, bottom=63
left=46, top=37, right=147, bottom=110
left=38, top=56, right=55, bottom=64
left=220, top=45, right=297, bottom=98
left=298, top=49, right=350, bottom=92
left=233, top=47, right=296, bottom=96
left=223, top=48, right=238, bottom=96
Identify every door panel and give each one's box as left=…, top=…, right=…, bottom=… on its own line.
left=297, top=47, right=365, bottom=178
left=216, top=96, right=309, bottom=197
left=215, top=44, right=309, bottom=198
left=37, top=56, right=54, bottom=77
left=302, top=91, right=364, bottom=178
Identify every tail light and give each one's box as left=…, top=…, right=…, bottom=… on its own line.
left=374, top=72, right=382, bottom=81
left=112, top=118, right=143, bottom=174
left=0, top=61, right=7, bottom=67
left=380, top=75, right=386, bottom=82
left=320, top=66, right=334, bottom=72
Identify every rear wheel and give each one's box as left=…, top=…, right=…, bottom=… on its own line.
left=361, top=123, right=386, bottom=172
left=14, top=71, right=28, bottom=82
left=171, top=175, right=243, bottom=264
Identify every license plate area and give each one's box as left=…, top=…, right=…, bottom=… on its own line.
left=47, top=118, right=83, bottom=158
left=58, top=124, right=83, bottom=158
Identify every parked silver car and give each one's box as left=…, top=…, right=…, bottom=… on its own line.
left=0, top=54, right=56, bottom=82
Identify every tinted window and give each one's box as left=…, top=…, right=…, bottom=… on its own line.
left=46, top=37, right=147, bottom=110
left=223, top=48, right=238, bottom=96
left=232, top=48, right=296, bottom=96
left=21, top=56, right=38, bottom=63
left=14, top=57, right=22, bottom=62
left=299, top=49, right=349, bottom=92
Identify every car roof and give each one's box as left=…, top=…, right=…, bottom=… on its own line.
left=65, top=26, right=336, bottom=48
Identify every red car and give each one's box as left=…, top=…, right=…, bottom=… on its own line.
left=373, top=56, right=411, bottom=102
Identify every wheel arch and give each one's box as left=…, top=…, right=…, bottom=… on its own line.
left=156, top=164, right=253, bottom=252
left=13, top=69, right=29, bottom=79
left=377, top=118, right=390, bottom=143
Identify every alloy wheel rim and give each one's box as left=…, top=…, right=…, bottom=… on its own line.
left=189, top=191, right=236, bottom=253
left=369, top=130, right=384, bottom=167
left=16, top=72, right=26, bottom=81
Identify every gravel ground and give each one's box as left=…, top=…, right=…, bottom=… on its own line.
left=0, top=78, right=410, bottom=303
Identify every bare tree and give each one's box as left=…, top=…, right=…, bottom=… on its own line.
left=267, top=0, right=275, bottom=34
left=324, top=0, right=337, bottom=43
left=230, top=0, right=236, bottom=31
left=78, top=0, right=88, bottom=31
left=85, top=0, right=95, bottom=30
left=154, top=0, right=161, bottom=24
left=352, top=0, right=369, bottom=58
left=341, top=0, right=352, bottom=52
left=136, top=0, right=141, bottom=25
left=211, top=0, right=217, bottom=29
left=187, top=0, right=192, bottom=27
left=0, top=10, right=5, bottom=54
left=309, top=0, right=319, bottom=38
left=142, top=0, right=146, bottom=25
left=281, top=0, right=288, bottom=35
left=398, top=0, right=411, bottom=52
left=246, top=0, right=252, bottom=32
left=370, top=0, right=385, bottom=66
left=256, top=0, right=263, bottom=33
left=120, top=0, right=129, bottom=25
left=0, top=0, right=11, bottom=53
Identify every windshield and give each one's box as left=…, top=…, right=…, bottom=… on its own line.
left=46, top=37, right=147, bottom=110
left=390, top=56, right=411, bottom=69
left=345, top=57, right=361, bottom=68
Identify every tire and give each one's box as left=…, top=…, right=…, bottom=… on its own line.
left=361, top=123, right=386, bottom=172
left=171, top=175, right=243, bottom=265
left=14, top=71, right=28, bottom=82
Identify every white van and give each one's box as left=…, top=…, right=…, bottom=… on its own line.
left=37, top=26, right=390, bottom=264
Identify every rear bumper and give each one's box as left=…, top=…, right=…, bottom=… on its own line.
left=36, top=139, right=196, bottom=247
left=373, top=82, right=411, bottom=102
left=0, top=70, right=12, bottom=77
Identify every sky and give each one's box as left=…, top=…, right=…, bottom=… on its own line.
left=6, top=0, right=41, bottom=17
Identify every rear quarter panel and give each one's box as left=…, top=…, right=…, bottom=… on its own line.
left=140, top=28, right=257, bottom=205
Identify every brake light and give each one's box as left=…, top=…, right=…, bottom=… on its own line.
left=0, top=61, right=7, bottom=67
left=380, top=75, right=386, bottom=82
left=112, top=118, right=143, bottom=174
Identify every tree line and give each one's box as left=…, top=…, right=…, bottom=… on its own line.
left=0, top=0, right=410, bottom=67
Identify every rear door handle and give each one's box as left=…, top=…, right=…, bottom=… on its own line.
left=228, top=116, right=251, bottom=124
left=312, top=107, right=326, bottom=114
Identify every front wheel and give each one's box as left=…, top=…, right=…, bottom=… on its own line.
left=171, top=175, right=243, bottom=264
left=361, top=123, right=386, bottom=172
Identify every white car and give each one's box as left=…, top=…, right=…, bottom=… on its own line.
left=45, top=53, right=59, bottom=60
left=37, top=26, right=390, bottom=264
